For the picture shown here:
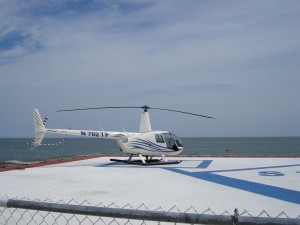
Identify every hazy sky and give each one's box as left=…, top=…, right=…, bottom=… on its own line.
left=0, top=0, right=299, bottom=137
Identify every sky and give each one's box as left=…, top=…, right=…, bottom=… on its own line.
left=0, top=0, right=299, bottom=138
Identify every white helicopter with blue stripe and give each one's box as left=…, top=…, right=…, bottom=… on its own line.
left=32, top=106, right=215, bottom=165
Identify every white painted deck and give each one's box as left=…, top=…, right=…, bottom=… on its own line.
left=0, top=156, right=299, bottom=217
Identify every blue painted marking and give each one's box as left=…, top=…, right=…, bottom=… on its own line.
left=96, top=159, right=300, bottom=204
left=197, top=160, right=212, bottom=168
left=165, top=164, right=300, bottom=205
left=204, top=164, right=300, bottom=173
left=259, top=171, right=285, bottom=176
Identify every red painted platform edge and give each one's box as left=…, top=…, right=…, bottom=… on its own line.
left=0, top=155, right=102, bottom=172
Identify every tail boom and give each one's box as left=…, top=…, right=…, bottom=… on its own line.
left=32, top=109, right=135, bottom=147
left=45, top=129, right=133, bottom=141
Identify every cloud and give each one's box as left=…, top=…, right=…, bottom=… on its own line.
left=0, top=0, right=299, bottom=137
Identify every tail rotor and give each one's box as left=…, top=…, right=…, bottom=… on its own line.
left=32, top=109, right=46, bottom=147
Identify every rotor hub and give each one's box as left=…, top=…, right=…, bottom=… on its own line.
left=141, top=105, right=150, bottom=112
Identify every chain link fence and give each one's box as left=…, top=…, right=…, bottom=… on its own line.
left=1, top=196, right=300, bottom=225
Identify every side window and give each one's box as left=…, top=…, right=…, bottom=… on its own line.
left=155, top=134, right=164, bottom=143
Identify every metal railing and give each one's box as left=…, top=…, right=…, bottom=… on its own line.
left=1, top=197, right=299, bottom=225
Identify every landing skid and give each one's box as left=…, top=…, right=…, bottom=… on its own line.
left=110, top=158, right=182, bottom=166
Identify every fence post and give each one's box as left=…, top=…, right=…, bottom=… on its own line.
left=0, top=198, right=8, bottom=208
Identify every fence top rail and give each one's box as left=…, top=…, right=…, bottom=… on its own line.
left=1, top=198, right=300, bottom=225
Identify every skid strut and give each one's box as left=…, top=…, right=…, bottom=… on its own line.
left=110, top=155, right=182, bottom=166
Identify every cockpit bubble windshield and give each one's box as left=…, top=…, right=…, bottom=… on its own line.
left=171, top=133, right=183, bottom=147
left=162, top=132, right=183, bottom=151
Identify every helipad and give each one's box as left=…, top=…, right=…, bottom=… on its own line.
left=0, top=156, right=299, bottom=217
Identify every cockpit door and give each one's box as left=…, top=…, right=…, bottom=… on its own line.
left=162, top=132, right=182, bottom=151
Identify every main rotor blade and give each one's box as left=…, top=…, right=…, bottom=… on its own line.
left=150, top=107, right=216, bottom=119
left=57, top=106, right=141, bottom=112
left=57, top=105, right=215, bottom=119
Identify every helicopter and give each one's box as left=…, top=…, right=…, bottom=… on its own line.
left=31, top=105, right=215, bottom=165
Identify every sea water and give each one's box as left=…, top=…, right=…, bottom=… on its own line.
left=0, top=137, right=299, bottom=162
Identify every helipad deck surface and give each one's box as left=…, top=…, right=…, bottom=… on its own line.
left=0, top=156, right=299, bottom=217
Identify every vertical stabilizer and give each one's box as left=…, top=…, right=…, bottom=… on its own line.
left=139, top=111, right=152, bottom=132
left=32, top=109, right=46, bottom=146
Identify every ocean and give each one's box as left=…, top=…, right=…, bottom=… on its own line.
left=0, top=137, right=299, bottom=162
